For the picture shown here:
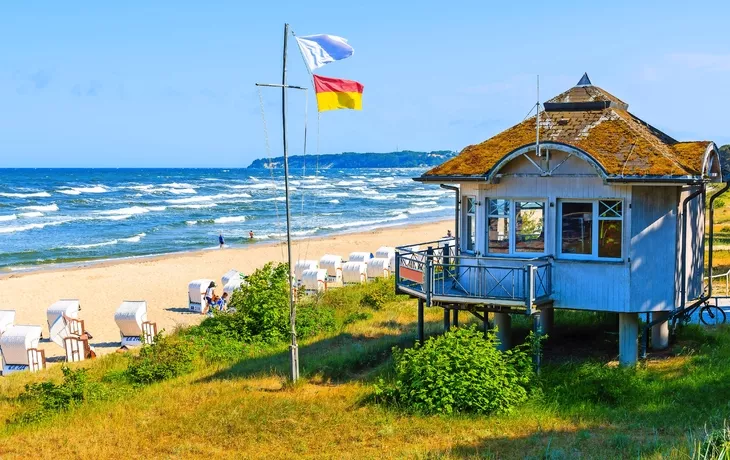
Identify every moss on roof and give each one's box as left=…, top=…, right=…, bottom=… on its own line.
left=425, top=84, right=713, bottom=179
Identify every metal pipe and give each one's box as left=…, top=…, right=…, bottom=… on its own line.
left=681, top=186, right=706, bottom=308
left=440, top=184, right=460, bottom=254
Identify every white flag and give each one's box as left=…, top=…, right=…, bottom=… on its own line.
left=295, top=34, right=354, bottom=71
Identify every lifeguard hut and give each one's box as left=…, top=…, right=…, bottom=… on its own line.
left=395, top=74, right=729, bottom=365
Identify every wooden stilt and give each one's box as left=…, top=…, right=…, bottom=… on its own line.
left=417, top=298, right=424, bottom=345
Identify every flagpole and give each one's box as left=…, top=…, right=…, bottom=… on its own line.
left=281, top=22, right=299, bottom=383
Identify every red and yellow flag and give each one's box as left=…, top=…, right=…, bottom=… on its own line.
left=313, top=75, right=364, bottom=112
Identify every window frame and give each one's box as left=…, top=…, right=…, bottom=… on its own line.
left=485, top=197, right=547, bottom=257
left=462, top=195, right=477, bottom=254
left=557, top=199, right=624, bottom=261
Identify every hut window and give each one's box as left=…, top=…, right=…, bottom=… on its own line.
left=515, top=201, right=545, bottom=253
left=559, top=199, right=623, bottom=260
left=598, top=200, right=622, bottom=258
left=488, top=199, right=510, bottom=253
left=464, top=196, right=476, bottom=253
left=560, top=202, right=593, bottom=255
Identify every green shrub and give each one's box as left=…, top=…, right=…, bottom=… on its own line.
left=126, top=333, right=195, bottom=385
left=342, top=311, right=372, bottom=326
left=359, top=278, right=398, bottom=310
left=374, top=326, right=535, bottom=415
left=296, top=304, right=336, bottom=339
left=546, top=362, right=640, bottom=406
left=13, top=366, right=103, bottom=424
left=227, top=262, right=290, bottom=343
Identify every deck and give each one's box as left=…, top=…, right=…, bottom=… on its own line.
left=395, top=238, right=553, bottom=313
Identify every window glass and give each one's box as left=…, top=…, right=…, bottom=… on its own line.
left=488, top=199, right=509, bottom=253
left=516, top=201, right=545, bottom=253
left=464, top=197, right=476, bottom=252
left=561, top=202, right=593, bottom=255
left=598, top=200, right=622, bottom=258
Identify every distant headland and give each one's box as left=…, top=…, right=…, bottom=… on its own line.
left=246, top=150, right=457, bottom=169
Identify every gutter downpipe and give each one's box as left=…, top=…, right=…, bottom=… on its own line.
left=640, top=182, right=729, bottom=359
left=440, top=184, right=460, bottom=254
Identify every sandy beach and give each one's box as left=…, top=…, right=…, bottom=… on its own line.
left=0, top=219, right=449, bottom=359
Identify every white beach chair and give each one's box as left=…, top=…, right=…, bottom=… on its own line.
left=189, top=279, right=215, bottom=314
left=319, top=254, right=343, bottom=283
left=375, top=246, right=396, bottom=272
left=301, top=269, right=328, bottom=295
left=222, top=269, right=243, bottom=287
left=366, top=258, right=391, bottom=280
left=46, top=299, right=92, bottom=362
left=0, top=325, right=45, bottom=375
left=115, top=301, right=157, bottom=348
left=348, top=252, right=372, bottom=263
left=294, top=260, right=319, bottom=285
left=342, top=262, right=368, bottom=285
left=0, top=310, right=16, bottom=337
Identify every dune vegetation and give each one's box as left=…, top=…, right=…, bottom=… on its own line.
left=0, top=266, right=729, bottom=458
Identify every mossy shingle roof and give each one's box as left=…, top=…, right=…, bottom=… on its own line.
left=424, top=80, right=714, bottom=179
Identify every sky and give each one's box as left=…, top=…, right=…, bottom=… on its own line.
left=1, top=1, right=729, bottom=167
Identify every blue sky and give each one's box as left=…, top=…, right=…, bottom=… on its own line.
left=1, top=1, right=729, bottom=167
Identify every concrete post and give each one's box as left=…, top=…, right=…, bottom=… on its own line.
left=452, top=309, right=459, bottom=328
left=443, top=308, right=450, bottom=332
left=539, top=307, right=554, bottom=336
left=619, top=313, right=639, bottom=366
left=494, top=312, right=512, bottom=351
left=651, top=311, right=671, bottom=350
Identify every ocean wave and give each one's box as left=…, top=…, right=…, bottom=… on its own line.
left=57, top=186, right=109, bottom=195
left=99, top=215, right=133, bottom=221
left=17, top=203, right=59, bottom=212
left=0, top=214, right=17, bottom=222
left=401, top=189, right=448, bottom=197
left=120, top=233, right=146, bottom=243
left=264, top=228, right=319, bottom=238
left=321, top=192, right=349, bottom=198
left=170, top=203, right=217, bottom=209
left=0, top=191, right=51, bottom=198
left=168, top=188, right=197, bottom=195
left=64, top=232, right=146, bottom=249
left=323, top=214, right=408, bottom=230
left=97, top=206, right=166, bottom=216
left=226, top=183, right=276, bottom=190
left=161, top=182, right=196, bottom=188
left=166, top=196, right=212, bottom=204
left=336, top=180, right=365, bottom=186
left=18, top=211, right=44, bottom=218
left=214, top=216, right=247, bottom=224
left=411, top=200, right=438, bottom=206
left=390, top=206, right=452, bottom=216
left=0, top=219, right=72, bottom=234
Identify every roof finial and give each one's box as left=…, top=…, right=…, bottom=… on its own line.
left=577, top=72, right=592, bottom=87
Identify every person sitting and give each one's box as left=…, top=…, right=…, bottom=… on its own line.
left=215, top=292, right=229, bottom=311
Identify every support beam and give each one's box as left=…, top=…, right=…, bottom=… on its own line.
left=483, top=312, right=490, bottom=338
left=619, top=313, right=639, bottom=366
left=443, top=308, right=451, bottom=332
left=417, top=299, right=424, bottom=345
left=651, top=311, right=670, bottom=351
left=539, top=307, right=554, bottom=336
left=452, top=309, right=459, bottom=328
left=494, top=312, right=512, bottom=351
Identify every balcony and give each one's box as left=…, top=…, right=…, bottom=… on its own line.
left=395, top=238, right=553, bottom=312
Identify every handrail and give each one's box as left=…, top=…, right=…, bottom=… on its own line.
left=705, top=268, right=730, bottom=296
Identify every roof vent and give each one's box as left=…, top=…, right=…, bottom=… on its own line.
left=576, top=73, right=592, bottom=87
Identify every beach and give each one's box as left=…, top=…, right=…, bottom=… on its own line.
left=0, top=219, right=449, bottom=359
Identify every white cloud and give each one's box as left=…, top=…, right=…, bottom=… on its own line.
left=669, top=53, right=730, bottom=72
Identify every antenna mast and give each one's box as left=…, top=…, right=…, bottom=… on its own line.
left=536, top=75, right=541, bottom=157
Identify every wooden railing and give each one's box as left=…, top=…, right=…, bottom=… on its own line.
left=396, top=239, right=552, bottom=312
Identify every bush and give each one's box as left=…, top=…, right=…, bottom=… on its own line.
left=126, top=333, right=195, bottom=385
left=14, top=366, right=103, bottom=424
left=374, top=326, right=535, bottom=415
left=227, top=262, right=291, bottom=343
left=296, top=303, right=336, bottom=339
left=359, top=278, right=398, bottom=310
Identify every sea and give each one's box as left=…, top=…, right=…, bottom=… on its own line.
left=0, top=168, right=453, bottom=273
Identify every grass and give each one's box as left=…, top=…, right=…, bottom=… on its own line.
left=0, top=280, right=729, bottom=458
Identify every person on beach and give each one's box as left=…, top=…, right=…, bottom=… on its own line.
left=219, top=233, right=225, bottom=249
left=216, top=292, right=229, bottom=311
left=204, top=281, right=216, bottom=314
left=249, top=230, right=254, bottom=240
left=446, top=229, right=452, bottom=238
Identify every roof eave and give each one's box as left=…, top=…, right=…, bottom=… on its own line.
left=414, top=175, right=488, bottom=183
